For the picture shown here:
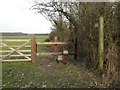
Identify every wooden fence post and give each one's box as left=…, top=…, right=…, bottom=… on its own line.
left=98, top=16, right=104, bottom=72
left=31, top=36, right=37, bottom=63
left=54, top=37, right=59, bottom=52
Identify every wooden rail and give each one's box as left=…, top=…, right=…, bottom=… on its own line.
left=37, top=52, right=75, bottom=56
left=37, top=52, right=62, bottom=56
left=0, top=54, right=31, bottom=57
left=35, top=37, right=75, bottom=64
left=2, top=59, right=31, bottom=62
left=0, top=39, right=30, bottom=42
left=0, top=50, right=31, bottom=52
left=37, top=42, right=68, bottom=45
left=0, top=45, right=31, bottom=48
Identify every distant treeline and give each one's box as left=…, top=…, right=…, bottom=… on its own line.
left=1, top=32, right=49, bottom=36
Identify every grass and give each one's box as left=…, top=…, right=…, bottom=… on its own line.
left=1, top=35, right=49, bottom=42
left=1, top=35, right=102, bottom=88
left=2, top=61, right=101, bottom=88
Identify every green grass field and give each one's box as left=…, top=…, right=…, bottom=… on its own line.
left=1, top=35, right=102, bottom=88
left=1, top=35, right=49, bottom=42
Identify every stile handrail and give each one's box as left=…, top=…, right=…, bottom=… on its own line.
left=37, top=42, right=68, bottom=45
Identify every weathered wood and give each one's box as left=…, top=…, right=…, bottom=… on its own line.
left=31, top=36, right=36, bottom=63
left=2, top=59, right=31, bottom=62
left=98, top=16, right=104, bottom=72
left=0, top=39, right=30, bottom=42
left=54, top=37, right=59, bottom=52
left=37, top=42, right=68, bottom=45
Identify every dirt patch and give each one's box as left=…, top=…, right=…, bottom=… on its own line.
left=39, top=59, right=57, bottom=71
left=38, top=58, right=67, bottom=72
left=39, top=59, right=52, bottom=65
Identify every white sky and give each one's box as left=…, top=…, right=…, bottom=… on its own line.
left=0, top=0, right=52, bottom=34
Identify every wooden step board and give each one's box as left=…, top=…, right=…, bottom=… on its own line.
left=37, top=52, right=75, bottom=56
left=37, top=52, right=62, bottom=56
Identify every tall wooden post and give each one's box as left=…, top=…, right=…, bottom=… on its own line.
left=54, top=37, right=59, bottom=52
left=31, top=36, right=37, bottom=63
left=98, top=16, right=104, bottom=72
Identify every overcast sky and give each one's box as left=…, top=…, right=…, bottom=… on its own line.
left=0, top=0, right=52, bottom=34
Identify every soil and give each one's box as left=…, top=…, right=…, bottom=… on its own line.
left=38, top=58, right=66, bottom=72
left=39, top=59, right=57, bottom=71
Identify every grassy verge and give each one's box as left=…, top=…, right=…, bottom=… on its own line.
left=2, top=60, right=101, bottom=88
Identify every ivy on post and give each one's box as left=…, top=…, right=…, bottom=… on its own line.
left=31, top=36, right=37, bottom=63
left=98, top=16, right=104, bottom=72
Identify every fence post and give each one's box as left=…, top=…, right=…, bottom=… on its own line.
left=98, top=16, right=104, bottom=72
left=31, top=36, right=37, bottom=63
left=54, top=37, right=59, bottom=52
